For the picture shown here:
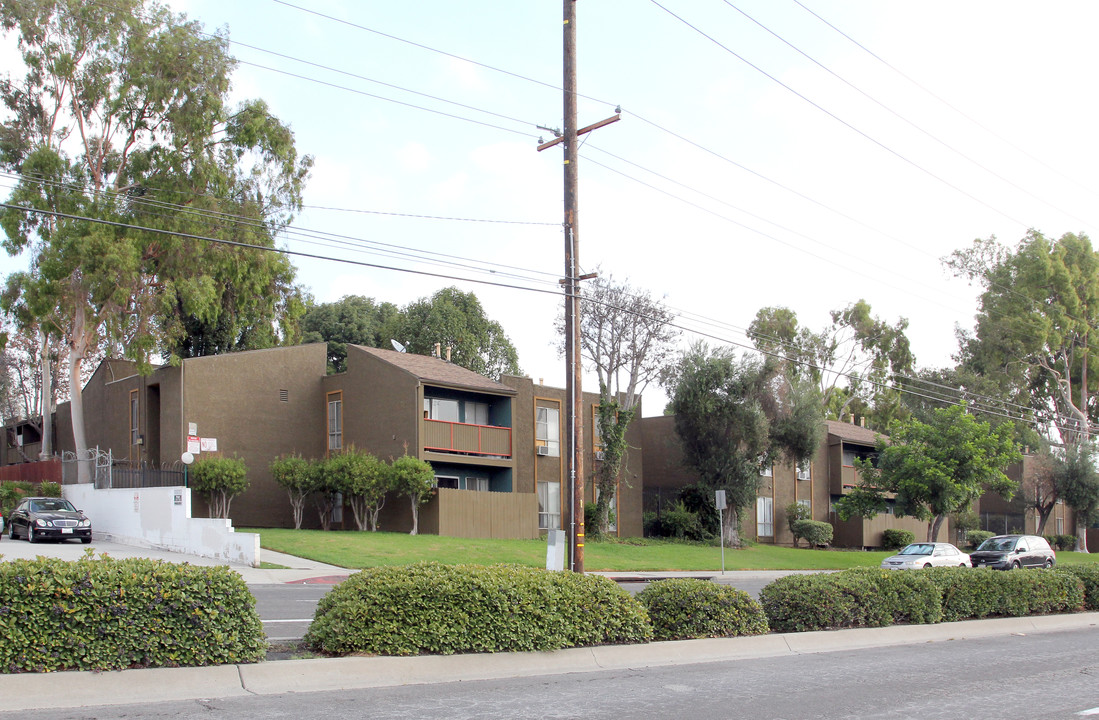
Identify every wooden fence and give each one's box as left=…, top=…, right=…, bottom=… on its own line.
left=421, top=487, right=539, bottom=539
left=0, top=459, right=62, bottom=484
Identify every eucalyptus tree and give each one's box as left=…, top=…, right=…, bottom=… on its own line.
left=0, top=0, right=311, bottom=480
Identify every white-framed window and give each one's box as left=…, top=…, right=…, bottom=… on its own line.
left=327, top=392, right=343, bottom=451
left=538, top=480, right=561, bottom=530
left=424, top=397, right=460, bottom=422
left=465, top=476, right=489, bottom=492
left=759, top=456, right=772, bottom=477
left=756, top=496, right=774, bottom=537
left=797, top=461, right=811, bottom=481
left=536, top=406, right=560, bottom=456
left=797, top=498, right=810, bottom=513
left=435, top=475, right=459, bottom=489
left=1057, top=517, right=1064, bottom=534
left=466, top=401, right=489, bottom=426
left=130, top=390, right=139, bottom=446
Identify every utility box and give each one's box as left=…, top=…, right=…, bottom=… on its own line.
left=546, top=529, right=566, bottom=571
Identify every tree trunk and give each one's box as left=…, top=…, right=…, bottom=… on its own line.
left=928, top=515, right=946, bottom=542
left=1035, top=506, right=1053, bottom=536
left=1077, top=517, right=1090, bottom=553
left=722, top=506, right=741, bottom=548
left=38, top=329, right=52, bottom=459
left=69, top=310, right=90, bottom=483
left=410, top=494, right=419, bottom=535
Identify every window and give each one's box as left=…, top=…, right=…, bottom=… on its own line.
left=797, top=461, right=811, bottom=481
left=129, top=390, right=139, bottom=446
left=1057, top=517, right=1064, bottom=534
left=842, top=445, right=877, bottom=467
left=466, top=476, right=489, bottom=492
left=435, top=476, right=459, bottom=489
left=536, top=406, right=560, bottom=456
left=797, top=498, right=810, bottom=513
left=466, top=402, right=489, bottom=426
left=759, top=457, right=772, bottom=477
left=756, top=496, right=774, bottom=537
left=538, top=480, right=561, bottom=530
left=424, top=398, right=460, bottom=422
left=327, top=392, right=343, bottom=451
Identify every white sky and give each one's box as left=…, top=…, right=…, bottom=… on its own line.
left=4, top=1, right=1099, bottom=416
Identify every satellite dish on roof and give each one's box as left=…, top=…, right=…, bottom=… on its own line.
left=391, top=339, right=407, bottom=353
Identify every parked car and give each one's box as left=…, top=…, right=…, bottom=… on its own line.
left=0, top=507, right=4, bottom=539
left=7, top=497, right=92, bottom=544
left=881, top=542, right=971, bottom=569
left=970, top=534, right=1055, bottom=569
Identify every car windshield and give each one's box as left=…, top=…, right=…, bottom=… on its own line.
left=898, top=544, right=934, bottom=556
left=977, top=537, right=1016, bottom=552
left=30, top=499, right=76, bottom=513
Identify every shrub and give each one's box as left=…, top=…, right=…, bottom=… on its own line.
left=660, top=501, right=703, bottom=540
left=784, top=502, right=811, bottom=547
left=1045, top=534, right=1076, bottom=551
left=585, top=502, right=602, bottom=540
left=189, top=456, right=249, bottom=519
left=0, top=552, right=265, bottom=673
left=965, top=530, right=995, bottom=550
left=881, top=529, right=915, bottom=550
left=1055, top=565, right=1099, bottom=610
left=759, top=569, right=942, bottom=633
left=1, top=481, right=59, bottom=519
left=636, top=579, right=768, bottom=641
left=923, top=566, right=1084, bottom=621
left=305, top=562, right=653, bottom=656
left=270, top=454, right=314, bottom=530
left=791, top=519, right=833, bottom=547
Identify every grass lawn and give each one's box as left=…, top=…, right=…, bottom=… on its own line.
left=244, top=528, right=905, bottom=571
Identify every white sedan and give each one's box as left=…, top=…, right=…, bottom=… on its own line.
left=881, top=542, right=970, bottom=569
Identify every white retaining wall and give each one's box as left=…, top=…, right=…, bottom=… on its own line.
left=63, top=483, right=260, bottom=567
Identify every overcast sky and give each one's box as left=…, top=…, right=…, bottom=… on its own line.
left=4, top=1, right=1098, bottom=416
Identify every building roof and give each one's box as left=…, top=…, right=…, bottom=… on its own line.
left=825, top=420, right=886, bottom=446
left=353, top=346, right=517, bottom=395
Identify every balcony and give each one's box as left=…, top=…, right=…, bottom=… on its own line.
left=424, top=419, right=512, bottom=458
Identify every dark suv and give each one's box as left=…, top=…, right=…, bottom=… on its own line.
left=970, top=534, right=1055, bottom=569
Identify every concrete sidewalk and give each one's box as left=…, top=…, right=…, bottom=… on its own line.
left=3, top=612, right=1096, bottom=712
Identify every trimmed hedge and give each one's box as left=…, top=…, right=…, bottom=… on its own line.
left=965, top=530, right=995, bottom=550
left=759, top=569, right=942, bottom=633
left=1057, top=565, right=1099, bottom=610
left=636, top=578, right=768, bottom=641
left=922, top=566, right=1084, bottom=621
left=0, top=552, right=265, bottom=673
left=791, top=520, right=833, bottom=547
left=881, top=529, right=915, bottom=550
left=305, top=562, right=653, bottom=656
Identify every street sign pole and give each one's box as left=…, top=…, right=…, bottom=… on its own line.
left=715, top=490, right=726, bottom=575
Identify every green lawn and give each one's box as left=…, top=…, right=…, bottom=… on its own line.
left=245, top=528, right=899, bottom=571
left=244, top=528, right=1099, bottom=572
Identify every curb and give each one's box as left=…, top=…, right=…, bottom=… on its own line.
left=2, top=612, right=1096, bottom=711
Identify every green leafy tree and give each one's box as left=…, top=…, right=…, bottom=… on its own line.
left=190, top=456, right=249, bottom=519
left=269, top=454, right=313, bottom=529
left=558, top=273, right=680, bottom=535
left=300, top=295, right=401, bottom=373
left=326, top=447, right=390, bottom=531
left=389, top=454, right=435, bottom=535
left=394, top=287, right=520, bottom=380
left=310, top=455, right=342, bottom=532
left=784, top=501, right=811, bottom=547
left=835, top=404, right=1021, bottom=542
left=1051, top=444, right=1099, bottom=551
left=0, top=0, right=311, bottom=482
left=663, top=342, right=824, bottom=547
left=748, top=300, right=914, bottom=427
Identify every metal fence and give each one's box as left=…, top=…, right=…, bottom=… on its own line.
left=58, top=448, right=185, bottom=489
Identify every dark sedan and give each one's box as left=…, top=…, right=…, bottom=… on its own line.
left=970, top=534, right=1055, bottom=569
left=7, top=497, right=92, bottom=544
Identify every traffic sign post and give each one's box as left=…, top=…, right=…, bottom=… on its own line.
left=715, top=490, right=726, bottom=575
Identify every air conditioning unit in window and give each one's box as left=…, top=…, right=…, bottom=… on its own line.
left=536, top=445, right=551, bottom=456
left=594, top=451, right=605, bottom=461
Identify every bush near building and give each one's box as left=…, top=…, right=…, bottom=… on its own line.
left=791, top=519, right=833, bottom=548
left=305, top=562, right=652, bottom=656
left=964, top=530, right=995, bottom=550
left=0, top=553, right=265, bottom=673
left=637, top=579, right=768, bottom=640
left=881, top=529, right=916, bottom=550
left=1057, top=565, right=1099, bottom=610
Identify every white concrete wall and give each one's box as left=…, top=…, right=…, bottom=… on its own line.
left=63, top=483, right=260, bottom=567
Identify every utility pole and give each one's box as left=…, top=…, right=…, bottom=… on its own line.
left=539, top=2, right=619, bottom=574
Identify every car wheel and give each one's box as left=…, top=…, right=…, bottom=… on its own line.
left=8, top=523, right=14, bottom=540
left=923, top=563, right=932, bottom=569
left=959, top=563, right=967, bottom=567
left=1011, top=560, right=1020, bottom=570
left=1044, top=558, right=1053, bottom=568
left=27, top=525, right=36, bottom=543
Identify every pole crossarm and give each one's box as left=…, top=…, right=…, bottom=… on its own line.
left=537, top=114, right=621, bottom=152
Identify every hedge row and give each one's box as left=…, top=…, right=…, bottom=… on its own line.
left=760, top=566, right=1088, bottom=632
left=305, top=562, right=654, bottom=655
left=0, top=552, right=266, bottom=673
left=1058, top=565, right=1099, bottom=611
left=636, top=579, right=769, bottom=641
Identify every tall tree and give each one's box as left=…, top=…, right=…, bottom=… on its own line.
left=559, top=273, right=680, bottom=535
left=1050, top=443, right=1099, bottom=551
left=394, top=287, right=520, bottom=380
left=835, top=404, right=1021, bottom=542
left=663, top=342, right=823, bottom=547
left=300, top=295, right=401, bottom=373
left=0, top=0, right=311, bottom=480
left=748, top=300, right=914, bottom=427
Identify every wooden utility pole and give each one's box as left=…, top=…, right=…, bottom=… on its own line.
left=563, top=0, right=584, bottom=573
left=539, top=1, right=619, bottom=573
